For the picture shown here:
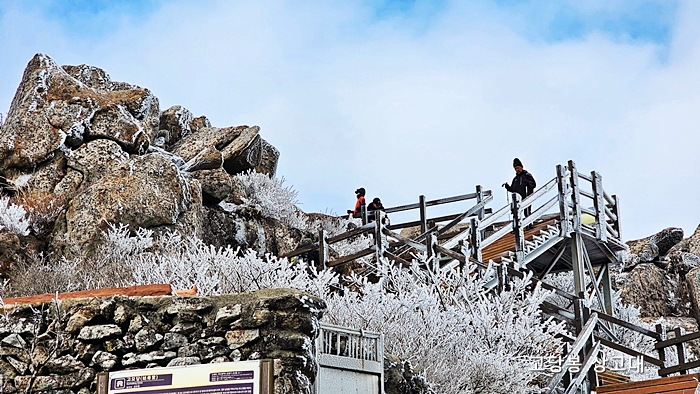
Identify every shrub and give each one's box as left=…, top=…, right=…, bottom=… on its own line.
left=226, top=170, right=307, bottom=230
left=0, top=195, right=30, bottom=236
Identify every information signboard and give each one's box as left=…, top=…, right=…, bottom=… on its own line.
left=102, top=360, right=273, bottom=394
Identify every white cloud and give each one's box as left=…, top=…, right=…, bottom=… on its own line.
left=0, top=0, right=698, bottom=239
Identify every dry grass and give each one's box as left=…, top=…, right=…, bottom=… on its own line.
left=12, top=188, right=66, bottom=235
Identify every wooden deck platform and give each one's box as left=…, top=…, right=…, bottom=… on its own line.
left=597, top=374, right=699, bottom=394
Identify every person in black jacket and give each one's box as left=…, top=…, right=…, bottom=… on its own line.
left=502, top=158, right=536, bottom=219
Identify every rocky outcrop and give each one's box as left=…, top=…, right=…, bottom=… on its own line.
left=622, top=227, right=684, bottom=271
left=50, top=153, right=202, bottom=257
left=617, top=226, right=699, bottom=320
left=0, top=54, right=288, bottom=264
left=0, top=289, right=326, bottom=394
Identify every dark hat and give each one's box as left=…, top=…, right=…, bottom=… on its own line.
left=355, top=187, right=366, bottom=196
left=513, top=158, right=523, bottom=167
left=372, top=197, right=381, bottom=204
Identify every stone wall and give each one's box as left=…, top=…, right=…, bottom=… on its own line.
left=0, top=288, right=325, bottom=394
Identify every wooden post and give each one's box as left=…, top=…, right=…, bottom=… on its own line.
left=426, top=231, right=439, bottom=272
left=674, top=327, right=687, bottom=374
left=470, top=217, right=482, bottom=262
left=496, top=263, right=505, bottom=293
left=656, top=324, right=667, bottom=376
left=375, top=210, right=386, bottom=262
left=556, top=164, right=571, bottom=238
left=361, top=203, right=368, bottom=225
left=568, top=160, right=582, bottom=232
left=458, top=240, right=468, bottom=274
left=511, top=193, right=525, bottom=268
left=573, top=300, right=596, bottom=391
left=568, top=161, right=585, bottom=299
left=419, top=195, right=427, bottom=234
left=572, top=232, right=586, bottom=298
left=612, top=194, right=622, bottom=240
left=591, top=171, right=607, bottom=242
left=476, top=185, right=485, bottom=220
left=600, top=264, right=613, bottom=316
left=319, top=229, right=329, bottom=268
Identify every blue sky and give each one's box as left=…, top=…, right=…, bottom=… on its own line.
left=0, top=0, right=698, bottom=240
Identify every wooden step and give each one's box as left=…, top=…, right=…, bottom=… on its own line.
left=597, top=374, right=699, bottom=394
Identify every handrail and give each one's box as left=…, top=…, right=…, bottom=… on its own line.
left=383, top=191, right=491, bottom=213
left=520, top=195, right=559, bottom=228
left=546, top=312, right=599, bottom=392
left=578, top=173, right=592, bottom=182
left=519, top=177, right=558, bottom=209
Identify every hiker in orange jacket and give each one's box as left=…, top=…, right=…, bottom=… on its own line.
left=347, top=187, right=366, bottom=217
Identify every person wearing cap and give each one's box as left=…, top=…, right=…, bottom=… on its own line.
left=367, top=197, right=386, bottom=223
left=367, top=197, right=384, bottom=212
left=502, top=158, right=536, bottom=219
left=347, top=187, right=366, bottom=217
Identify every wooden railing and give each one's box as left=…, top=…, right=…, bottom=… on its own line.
left=283, top=187, right=493, bottom=269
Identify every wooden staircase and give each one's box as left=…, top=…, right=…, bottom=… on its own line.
left=481, top=218, right=559, bottom=263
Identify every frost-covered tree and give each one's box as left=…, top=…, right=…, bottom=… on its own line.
left=0, top=195, right=30, bottom=236
left=223, top=170, right=307, bottom=230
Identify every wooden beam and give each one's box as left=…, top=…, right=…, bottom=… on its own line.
left=596, top=337, right=664, bottom=367
left=319, top=229, right=328, bottom=268
left=327, top=223, right=374, bottom=244
left=419, top=195, right=427, bottom=234
left=564, top=341, right=601, bottom=394
left=382, top=227, right=427, bottom=252
left=383, top=192, right=484, bottom=213
left=536, top=242, right=567, bottom=279
left=592, top=171, right=607, bottom=243
left=655, top=330, right=700, bottom=349
left=326, top=246, right=375, bottom=267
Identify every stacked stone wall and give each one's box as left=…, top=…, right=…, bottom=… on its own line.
left=0, top=288, right=325, bottom=394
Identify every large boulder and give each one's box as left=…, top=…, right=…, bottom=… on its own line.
left=686, top=267, right=700, bottom=326
left=188, top=168, right=232, bottom=204
left=222, top=129, right=280, bottom=176
left=0, top=54, right=159, bottom=173
left=67, top=139, right=128, bottom=186
left=170, top=126, right=247, bottom=163
left=159, top=105, right=193, bottom=148
left=51, top=153, right=200, bottom=257
left=623, top=227, right=685, bottom=271
left=666, top=225, right=700, bottom=263
left=620, top=263, right=672, bottom=317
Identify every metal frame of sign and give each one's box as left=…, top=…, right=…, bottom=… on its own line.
left=98, top=360, right=274, bottom=394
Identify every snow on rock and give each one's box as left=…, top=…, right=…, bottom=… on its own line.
left=0, top=54, right=160, bottom=172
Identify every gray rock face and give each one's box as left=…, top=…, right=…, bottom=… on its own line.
left=686, top=267, right=700, bottom=325
left=171, top=126, right=247, bottom=163
left=159, top=105, right=193, bottom=147
left=620, top=263, right=671, bottom=317
left=67, top=139, right=128, bottom=186
left=0, top=53, right=286, bottom=263
left=222, top=128, right=280, bottom=176
left=182, top=146, right=223, bottom=172
left=54, top=153, right=197, bottom=256
left=625, top=227, right=685, bottom=270
left=384, top=354, right=431, bottom=394
left=189, top=168, right=232, bottom=204
left=78, top=324, right=123, bottom=341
